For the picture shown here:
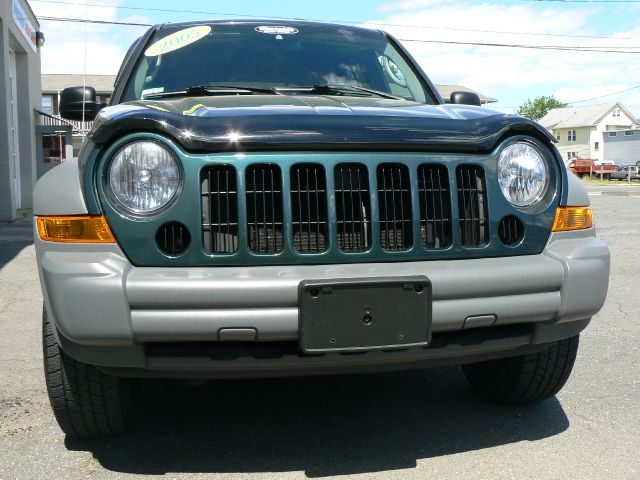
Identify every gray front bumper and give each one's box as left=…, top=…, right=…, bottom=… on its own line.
left=36, top=225, right=610, bottom=371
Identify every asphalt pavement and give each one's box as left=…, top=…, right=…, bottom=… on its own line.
left=0, top=196, right=638, bottom=480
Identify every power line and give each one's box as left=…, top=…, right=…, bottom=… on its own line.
left=30, top=0, right=640, bottom=41
left=399, top=38, right=640, bottom=52
left=37, top=15, right=150, bottom=26
left=569, top=85, right=640, bottom=104
left=37, top=16, right=640, bottom=53
left=492, top=85, right=640, bottom=109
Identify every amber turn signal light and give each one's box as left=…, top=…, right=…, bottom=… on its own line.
left=37, top=215, right=115, bottom=243
left=552, top=207, right=593, bottom=232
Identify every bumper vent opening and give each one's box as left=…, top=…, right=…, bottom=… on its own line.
left=156, top=222, right=190, bottom=256
left=291, top=164, right=328, bottom=253
left=499, top=215, right=524, bottom=246
left=334, top=163, right=371, bottom=252
left=418, top=164, right=452, bottom=249
left=457, top=165, right=489, bottom=247
left=377, top=163, right=413, bottom=250
left=201, top=165, right=239, bottom=254
left=246, top=164, right=284, bottom=254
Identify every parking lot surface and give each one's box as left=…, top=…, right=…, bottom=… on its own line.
left=1, top=195, right=638, bottom=480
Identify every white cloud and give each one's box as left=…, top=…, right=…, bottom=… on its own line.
left=377, top=0, right=448, bottom=12
left=32, top=0, right=149, bottom=74
left=364, top=1, right=640, bottom=115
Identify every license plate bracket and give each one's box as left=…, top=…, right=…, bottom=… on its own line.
left=299, top=276, right=431, bottom=353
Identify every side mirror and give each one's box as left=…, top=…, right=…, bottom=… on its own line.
left=450, top=91, right=481, bottom=107
left=59, top=86, right=104, bottom=122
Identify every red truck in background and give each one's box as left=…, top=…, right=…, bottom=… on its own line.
left=567, top=159, right=615, bottom=179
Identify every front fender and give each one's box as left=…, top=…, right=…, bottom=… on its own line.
left=33, top=159, right=88, bottom=216
left=562, top=170, right=590, bottom=206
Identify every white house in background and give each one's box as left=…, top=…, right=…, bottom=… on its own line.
left=539, top=103, right=639, bottom=163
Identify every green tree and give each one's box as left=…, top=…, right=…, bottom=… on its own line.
left=516, top=96, right=567, bottom=121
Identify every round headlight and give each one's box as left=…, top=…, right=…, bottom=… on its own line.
left=107, top=141, right=181, bottom=214
left=497, top=142, right=549, bottom=208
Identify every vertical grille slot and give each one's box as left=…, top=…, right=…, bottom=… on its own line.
left=377, top=163, right=413, bottom=250
left=246, top=164, right=284, bottom=254
left=156, top=222, right=190, bottom=256
left=457, top=165, right=489, bottom=247
left=291, top=164, right=328, bottom=253
left=334, top=163, right=371, bottom=252
left=418, top=164, right=452, bottom=249
left=201, top=165, right=238, bottom=254
left=498, top=215, right=524, bottom=246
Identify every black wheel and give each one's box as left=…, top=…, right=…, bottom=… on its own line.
left=462, top=335, right=579, bottom=405
left=43, top=309, right=135, bottom=437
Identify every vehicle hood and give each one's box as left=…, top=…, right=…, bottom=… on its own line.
left=91, top=95, right=555, bottom=153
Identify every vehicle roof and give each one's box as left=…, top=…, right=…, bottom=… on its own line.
left=158, top=18, right=382, bottom=35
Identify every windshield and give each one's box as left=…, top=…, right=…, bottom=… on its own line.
left=122, top=23, right=433, bottom=103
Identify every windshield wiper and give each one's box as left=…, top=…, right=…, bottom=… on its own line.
left=142, top=85, right=280, bottom=99
left=276, top=84, right=406, bottom=100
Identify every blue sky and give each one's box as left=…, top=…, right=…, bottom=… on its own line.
left=31, top=0, right=640, bottom=115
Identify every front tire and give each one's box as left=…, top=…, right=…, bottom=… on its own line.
left=462, top=335, right=579, bottom=405
left=43, top=309, right=135, bottom=437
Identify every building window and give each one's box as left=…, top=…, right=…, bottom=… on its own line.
left=594, top=142, right=599, bottom=151
left=568, top=130, right=576, bottom=142
left=625, top=131, right=633, bottom=136
left=608, top=132, right=617, bottom=137
left=613, top=108, right=621, bottom=117
left=41, top=95, right=54, bottom=115
left=568, top=152, right=577, bottom=160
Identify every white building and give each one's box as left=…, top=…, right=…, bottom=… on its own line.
left=0, top=0, right=43, bottom=221
left=539, top=103, right=639, bottom=162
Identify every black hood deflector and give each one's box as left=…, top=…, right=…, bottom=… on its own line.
left=90, top=95, right=555, bottom=154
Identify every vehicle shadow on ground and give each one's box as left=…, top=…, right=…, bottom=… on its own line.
left=0, top=220, right=34, bottom=270
left=66, top=367, right=569, bottom=477
left=0, top=239, right=33, bottom=270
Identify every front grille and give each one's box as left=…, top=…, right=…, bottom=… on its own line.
left=246, top=164, right=284, bottom=253
left=334, top=163, right=371, bottom=252
left=291, top=164, right=328, bottom=253
left=201, top=165, right=238, bottom=254
left=199, top=161, right=494, bottom=259
left=457, top=166, right=489, bottom=247
left=377, top=164, right=412, bottom=250
left=418, top=164, right=452, bottom=249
